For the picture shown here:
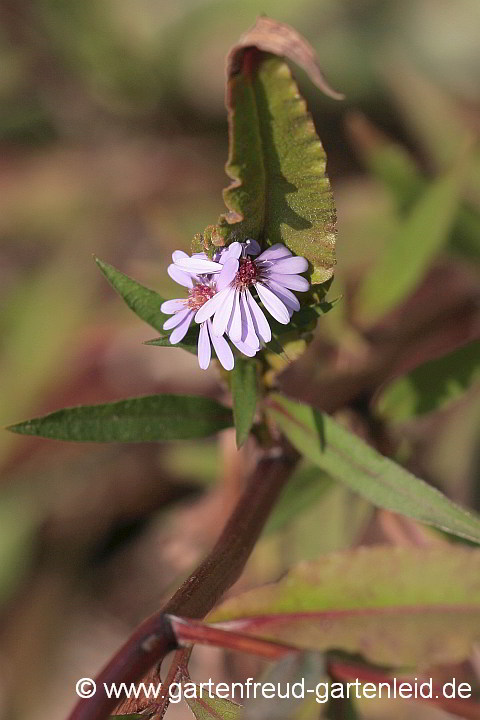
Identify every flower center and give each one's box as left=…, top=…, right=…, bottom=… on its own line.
left=187, top=283, right=215, bottom=310
left=234, top=257, right=258, bottom=288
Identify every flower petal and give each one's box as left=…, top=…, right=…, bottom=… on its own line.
left=175, top=257, right=223, bottom=274
left=245, top=289, right=271, bottom=343
left=167, top=264, right=194, bottom=288
left=268, top=272, right=309, bottom=292
left=169, top=311, right=194, bottom=343
left=160, top=298, right=186, bottom=314
left=163, top=307, right=192, bottom=330
left=227, top=290, right=243, bottom=342
left=207, top=320, right=234, bottom=371
left=239, top=292, right=260, bottom=349
left=212, top=287, right=236, bottom=336
left=270, top=256, right=309, bottom=274
left=172, top=250, right=189, bottom=262
left=195, top=286, right=231, bottom=323
left=232, top=339, right=258, bottom=357
left=216, top=257, right=239, bottom=290
left=267, top=280, right=300, bottom=312
left=225, top=242, right=242, bottom=260
left=245, top=239, right=261, bottom=256
left=197, top=322, right=211, bottom=369
left=255, top=282, right=291, bottom=324
left=256, top=243, right=291, bottom=262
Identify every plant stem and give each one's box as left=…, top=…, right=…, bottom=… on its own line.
left=67, top=445, right=298, bottom=720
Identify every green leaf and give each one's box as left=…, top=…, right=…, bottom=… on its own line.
left=243, top=652, right=325, bottom=720
left=350, top=115, right=480, bottom=260
left=270, top=300, right=338, bottom=339
left=377, top=340, right=480, bottom=421
left=8, top=395, right=233, bottom=443
left=95, top=257, right=168, bottom=332
left=145, top=329, right=198, bottom=355
left=208, top=545, right=480, bottom=667
left=356, top=153, right=468, bottom=323
left=185, top=686, right=242, bottom=720
left=218, top=50, right=336, bottom=283
left=231, top=358, right=258, bottom=448
left=267, top=393, right=480, bottom=544
left=264, top=464, right=334, bottom=535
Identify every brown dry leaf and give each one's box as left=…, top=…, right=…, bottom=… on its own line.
left=226, top=16, right=344, bottom=100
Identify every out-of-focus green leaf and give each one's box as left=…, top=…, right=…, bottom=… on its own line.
left=267, top=393, right=480, bottom=544
left=209, top=545, right=480, bottom=666
left=95, top=257, right=167, bottom=332
left=8, top=395, right=233, bottom=443
left=325, top=695, right=359, bottom=720
left=265, top=464, right=334, bottom=535
left=185, top=686, right=242, bottom=720
left=356, top=154, right=468, bottom=324
left=162, top=440, right=220, bottom=486
left=349, top=113, right=480, bottom=259
left=243, top=652, right=325, bottom=720
left=231, top=358, right=258, bottom=448
left=377, top=340, right=480, bottom=421
left=0, top=255, right=94, bottom=467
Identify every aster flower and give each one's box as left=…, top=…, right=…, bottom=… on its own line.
left=161, top=250, right=258, bottom=371
left=174, top=240, right=310, bottom=347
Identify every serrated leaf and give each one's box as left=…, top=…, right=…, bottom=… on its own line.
left=267, top=393, right=480, bottom=544
left=377, top=339, right=480, bottom=421
left=95, top=257, right=167, bottom=332
left=8, top=395, right=233, bottom=442
left=208, top=545, right=480, bottom=667
left=356, top=152, right=469, bottom=323
left=219, top=54, right=336, bottom=284
left=185, top=686, right=242, bottom=720
left=211, top=18, right=339, bottom=283
left=231, top=358, right=258, bottom=448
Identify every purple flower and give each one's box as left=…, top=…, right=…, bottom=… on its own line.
left=161, top=250, right=258, bottom=371
left=177, top=240, right=310, bottom=347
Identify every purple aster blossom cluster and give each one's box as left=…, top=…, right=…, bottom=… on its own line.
left=161, top=239, right=310, bottom=370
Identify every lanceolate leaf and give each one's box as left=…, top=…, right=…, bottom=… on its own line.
left=145, top=330, right=198, bottom=355
left=208, top=545, right=480, bottom=667
left=8, top=395, right=233, bottom=442
left=95, top=257, right=168, bottom=332
left=267, top=393, right=480, bottom=544
left=377, top=339, right=480, bottom=421
left=209, top=18, right=339, bottom=284
left=231, top=358, right=258, bottom=448
left=96, top=258, right=200, bottom=357
left=356, top=151, right=469, bottom=323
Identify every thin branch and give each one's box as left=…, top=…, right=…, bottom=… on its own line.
left=67, top=445, right=298, bottom=720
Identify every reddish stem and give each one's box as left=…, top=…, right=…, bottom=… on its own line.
left=66, top=446, right=297, bottom=720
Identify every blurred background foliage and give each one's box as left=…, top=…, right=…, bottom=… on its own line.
left=0, top=1, right=479, bottom=718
